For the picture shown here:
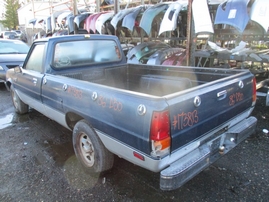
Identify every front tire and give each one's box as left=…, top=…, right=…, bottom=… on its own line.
left=72, top=120, right=114, bottom=174
left=10, top=85, right=28, bottom=114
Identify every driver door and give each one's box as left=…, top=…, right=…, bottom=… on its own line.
left=14, top=43, right=46, bottom=115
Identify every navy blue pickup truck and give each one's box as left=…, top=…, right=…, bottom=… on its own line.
left=5, top=34, right=257, bottom=190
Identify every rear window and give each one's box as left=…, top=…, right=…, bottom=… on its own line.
left=52, top=39, right=121, bottom=68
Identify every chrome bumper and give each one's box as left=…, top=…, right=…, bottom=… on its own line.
left=160, top=116, right=257, bottom=191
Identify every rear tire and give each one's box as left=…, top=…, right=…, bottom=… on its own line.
left=10, top=85, right=28, bottom=114
left=72, top=120, right=114, bottom=174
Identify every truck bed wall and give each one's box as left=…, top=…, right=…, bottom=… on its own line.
left=60, top=64, right=240, bottom=96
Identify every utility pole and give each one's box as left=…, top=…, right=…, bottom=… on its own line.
left=73, top=0, right=78, bottom=34
left=114, top=0, right=119, bottom=14
left=186, top=0, right=192, bottom=66
left=31, top=0, right=35, bottom=19
left=96, top=0, right=100, bottom=12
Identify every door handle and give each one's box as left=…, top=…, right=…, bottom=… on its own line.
left=32, top=78, right=37, bottom=85
left=43, top=77, right=47, bottom=85
left=217, top=90, right=227, bottom=100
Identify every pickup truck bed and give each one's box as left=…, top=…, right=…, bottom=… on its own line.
left=5, top=34, right=257, bottom=190
left=60, top=63, right=243, bottom=96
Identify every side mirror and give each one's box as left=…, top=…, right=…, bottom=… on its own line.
left=14, top=66, right=22, bottom=73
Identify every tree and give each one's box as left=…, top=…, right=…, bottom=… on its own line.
left=0, top=0, right=20, bottom=30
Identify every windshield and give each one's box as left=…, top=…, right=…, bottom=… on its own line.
left=0, top=40, right=29, bottom=54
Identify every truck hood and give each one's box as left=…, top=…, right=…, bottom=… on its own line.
left=122, top=6, right=145, bottom=32
left=158, top=2, right=185, bottom=35
left=139, top=3, right=169, bottom=36
left=214, top=0, right=250, bottom=33
left=250, top=0, right=269, bottom=32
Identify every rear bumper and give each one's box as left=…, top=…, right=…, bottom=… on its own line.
left=160, top=116, right=257, bottom=191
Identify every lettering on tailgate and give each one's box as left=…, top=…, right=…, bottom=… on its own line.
left=172, top=110, right=199, bottom=130
left=229, top=92, right=244, bottom=106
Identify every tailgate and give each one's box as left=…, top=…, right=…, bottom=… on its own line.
left=166, top=72, right=255, bottom=152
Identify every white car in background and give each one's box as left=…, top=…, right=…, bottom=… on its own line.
left=12, top=30, right=22, bottom=37
left=0, top=31, right=18, bottom=39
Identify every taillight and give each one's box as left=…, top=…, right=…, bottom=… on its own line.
left=252, top=77, right=256, bottom=105
left=150, top=110, right=171, bottom=157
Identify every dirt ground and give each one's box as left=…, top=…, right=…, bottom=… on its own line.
left=0, top=82, right=269, bottom=202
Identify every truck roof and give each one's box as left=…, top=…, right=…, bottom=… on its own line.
left=34, top=34, right=119, bottom=43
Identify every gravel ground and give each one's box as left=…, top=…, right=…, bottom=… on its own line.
left=0, top=83, right=269, bottom=202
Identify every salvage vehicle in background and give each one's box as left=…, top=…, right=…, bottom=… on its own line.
left=12, top=30, right=22, bottom=37
left=126, top=41, right=186, bottom=65
left=5, top=34, right=257, bottom=191
left=0, top=39, right=29, bottom=82
left=0, top=31, right=18, bottom=39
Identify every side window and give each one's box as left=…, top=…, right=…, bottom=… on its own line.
left=25, top=44, right=45, bottom=73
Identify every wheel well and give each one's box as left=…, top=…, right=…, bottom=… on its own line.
left=65, top=112, right=84, bottom=130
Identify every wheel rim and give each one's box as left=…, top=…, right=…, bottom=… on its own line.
left=11, top=91, right=19, bottom=110
left=79, top=132, right=95, bottom=167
